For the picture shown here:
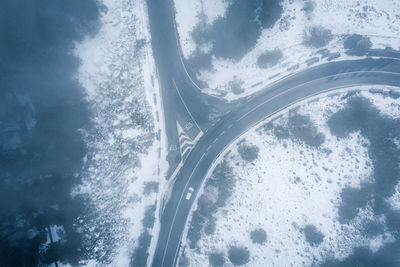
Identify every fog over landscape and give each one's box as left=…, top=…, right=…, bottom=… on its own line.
left=0, top=0, right=399, bottom=266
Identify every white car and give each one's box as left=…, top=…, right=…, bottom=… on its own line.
left=185, top=187, right=194, bottom=200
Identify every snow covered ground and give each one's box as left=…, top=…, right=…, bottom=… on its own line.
left=179, top=86, right=400, bottom=266
left=174, top=0, right=228, bottom=58
left=174, top=0, right=400, bottom=101
left=73, top=0, right=167, bottom=265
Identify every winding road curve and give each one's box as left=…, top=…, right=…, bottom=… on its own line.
left=147, top=0, right=400, bottom=266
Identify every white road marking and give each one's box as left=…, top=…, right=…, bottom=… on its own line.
left=180, top=138, right=194, bottom=148
left=172, top=79, right=203, bottom=134
left=181, top=145, right=192, bottom=158
left=161, top=152, right=206, bottom=267
left=237, top=70, right=400, bottom=122
left=241, top=55, right=400, bottom=94
left=161, top=69, right=400, bottom=267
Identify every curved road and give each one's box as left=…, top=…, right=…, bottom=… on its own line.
left=146, top=1, right=400, bottom=266
left=152, top=60, right=400, bottom=267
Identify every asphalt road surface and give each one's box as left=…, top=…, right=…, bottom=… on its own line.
left=147, top=0, right=400, bottom=266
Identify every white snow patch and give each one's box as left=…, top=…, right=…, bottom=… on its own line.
left=387, top=181, right=400, bottom=211
left=360, top=90, right=400, bottom=119
left=74, top=0, right=168, bottom=265
left=369, top=233, right=395, bottom=253
left=174, top=0, right=400, bottom=101
left=180, top=88, right=400, bottom=266
left=120, top=128, right=143, bottom=139
left=174, top=0, right=228, bottom=58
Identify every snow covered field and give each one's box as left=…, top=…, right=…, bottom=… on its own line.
left=174, top=0, right=400, bottom=101
left=74, top=0, right=167, bottom=265
left=179, top=87, right=400, bottom=266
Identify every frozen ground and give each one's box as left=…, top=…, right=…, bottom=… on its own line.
left=179, top=86, right=400, bottom=266
left=174, top=0, right=400, bottom=101
left=74, top=0, right=167, bottom=266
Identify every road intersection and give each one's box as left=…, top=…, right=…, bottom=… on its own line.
left=146, top=0, right=400, bottom=266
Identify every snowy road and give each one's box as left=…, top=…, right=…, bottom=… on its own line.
left=146, top=0, right=400, bottom=266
